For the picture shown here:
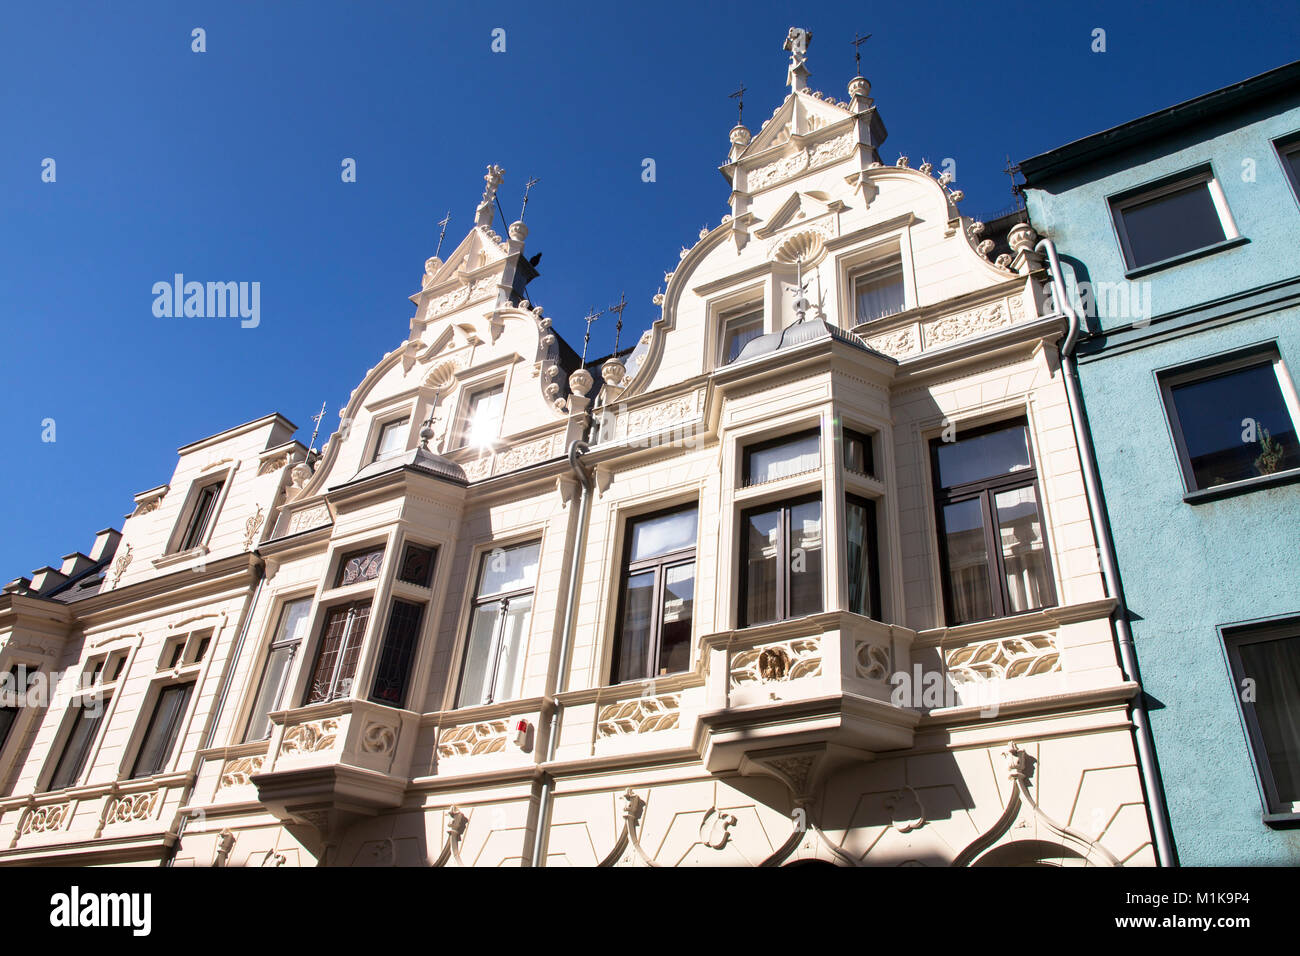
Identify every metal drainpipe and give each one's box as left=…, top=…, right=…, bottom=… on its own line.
left=1037, top=237, right=1177, bottom=867
left=164, top=555, right=266, bottom=866
left=528, top=435, right=593, bottom=867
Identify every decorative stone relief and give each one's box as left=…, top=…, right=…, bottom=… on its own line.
left=731, top=637, right=822, bottom=688
left=855, top=641, right=891, bottom=681
left=437, top=720, right=509, bottom=758
left=280, top=717, right=341, bottom=756
left=699, top=807, right=738, bottom=850
left=596, top=694, right=681, bottom=738
left=749, top=151, right=807, bottom=191
left=865, top=326, right=918, bottom=358
left=104, top=790, right=159, bottom=825
left=19, top=802, right=70, bottom=835
left=461, top=456, right=493, bottom=481
left=807, top=131, right=854, bottom=167
left=360, top=719, right=398, bottom=755
left=425, top=277, right=494, bottom=320
left=286, top=504, right=331, bottom=534
left=622, top=390, right=702, bottom=440
left=945, top=634, right=1061, bottom=684
left=243, top=505, right=265, bottom=551
left=132, top=490, right=167, bottom=516
left=218, top=755, right=264, bottom=790
left=110, top=544, right=133, bottom=588
left=922, top=301, right=1011, bottom=349
left=257, top=453, right=290, bottom=476
left=885, top=786, right=927, bottom=832
left=598, top=788, right=656, bottom=867
left=493, top=434, right=561, bottom=475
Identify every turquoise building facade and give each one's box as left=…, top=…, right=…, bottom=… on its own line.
left=1021, top=61, right=1300, bottom=865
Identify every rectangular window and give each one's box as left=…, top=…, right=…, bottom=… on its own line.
left=373, top=417, right=410, bottom=462
left=1275, top=137, right=1300, bottom=203
left=721, top=310, right=763, bottom=365
left=178, top=480, right=223, bottom=552
left=1160, top=350, right=1299, bottom=492
left=459, top=385, right=505, bottom=448
left=245, top=598, right=312, bottom=741
left=931, top=419, right=1055, bottom=625
left=304, top=601, right=371, bottom=704
left=846, top=495, right=882, bottom=620
left=336, top=546, right=385, bottom=587
left=1224, top=621, right=1300, bottom=815
left=0, top=666, right=38, bottom=755
left=1111, top=171, right=1233, bottom=270
left=131, top=682, right=195, bottom=778
left=612, top=505, right=698, bottom=683
left=456, top=541, right=540, bottom=707
left=844, top=428, right=875, bottom=477
left=398, top=543, right=437, bottom=588
left=853, top=262, right=906, bottom=324
left=370, top=600, right=425, bottom=707
left=743, top=429, right=821, bottom=487
left=47, top=700, right=108, bottom=790
left=740, top=495, right=823, bottom=627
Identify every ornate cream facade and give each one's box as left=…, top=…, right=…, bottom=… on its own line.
left=0, top=31, right=1155, bottom=867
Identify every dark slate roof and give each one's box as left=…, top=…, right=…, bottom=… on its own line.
left=338, top=445, right=468, bottom=488
left=731, top=317, right=886, bottom=366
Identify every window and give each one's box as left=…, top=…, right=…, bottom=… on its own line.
left=846, top=495, right=882, bottom=620
left=398, top=543, right=437, bottom=588
left=457, top=541, right=540, bottom=707
left=1111, top=170, right=1235, bottom=271
left=1224, top=620, right=1300, bottom=816
left=743, top=429, right=821, bottom=487
left=721, top=310, right=763, bottom=365
left=336, top=546, right=384, bottom=587
left=612, top=505, right=698, bottom=682
left=47, top=699, right=108, bottom=790
left=1276, top=136, right=1300, bottom=202
left=304, top=601, right=371, bottom=704
left=844, top=428, right=875, bottom=477
left=931, top=419, right=1055, bottom=625
left=740, top=495, right=823, bottom=627
left=131, top=681, right=194, bottom=778
left=178, top=480, right=223, bottom=552
left=459, top=384, right=505, bottom=448
left=245, top=597, right=312, bottom=740
left=853, top=261, right=905, bottom=324
left=370, top=600, right=425, bottom=707
left=373, top=417, right=410, bottom=462
left=1160, top=350, right=1299, bottom=492
left=0, top=666, right=38, bottom=755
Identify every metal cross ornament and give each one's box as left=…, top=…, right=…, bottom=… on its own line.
left=729, top=84, right=747, bottom=126
left=435, top=211, right=451, bottom=258
left=580, top=306, right=604, bottom=364
left=851, top=32, right=872, bottom=76
left=520, top=176, right=539, bottom=221
left=308, top=402, right=327, bottom=454
left=609, top=291, right=628, bottom=354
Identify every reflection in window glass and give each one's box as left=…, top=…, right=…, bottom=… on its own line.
left=722, top=312, right=763, bottom=365
left=846, top=497, right=881, bottom=619
left=1234, top=633, right=1300, bottom=809
left=740, top=498, right=822, bottom=627
left=935, top=424, right=1030, bottom=488
left=613, top=507, right=698, bottom=682
left=374, top=418, right=409, bottom=461
left=1168, top=361, right=1298, bottom=489
left=854, top=265, right=905, bottom=323
left=941, top=499, right=993, bottom=624
left=995, top=486, right=1050, bottom=614
left=457, top=541, right=541, bottom=707
left=745, top=431, right=821, bottom=485
left=461, top=386, right=505, bottom=448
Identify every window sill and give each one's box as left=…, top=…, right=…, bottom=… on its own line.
left=1183, top=466, right=1300, bottom=504
left=1263, top=811, right=1300, bottom=829
left=151, top=546, right=209, bottom=570
left=1123, top=235, right=1248, bottom=279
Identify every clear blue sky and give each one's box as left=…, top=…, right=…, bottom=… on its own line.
left=2, top=0, right=1297, bottom=580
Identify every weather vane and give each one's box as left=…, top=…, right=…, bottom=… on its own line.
left=851, top=32, right=872, bottom=76
left=1003, top=155, right=1025, bottom=207
left=520, top=176, right=539, bottom=221
left=609, top=291, right=628, bottom=354
left=729, top=83, right=747, bottom=126
left=581, top=306, right=604, bottom=364
left=435, top=211, right=451, bottom=258
left=308, top=402, right=327, bottom=455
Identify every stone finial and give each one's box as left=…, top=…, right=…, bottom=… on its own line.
left=569, top=368, right=594, bottom=399
left=508, top=220, right=528, bottom=243
left=1007, top=222, right=1038, bottom=256
left=848, top=75, right=871, bottom=106
left=1003, top=742, right=1035, bottom=781
left=730, top=125, right=751, bottom=148
left=475, top=164, right=504, bottom=228
left=783, top=27, right=812, bottom=92
left=601, top=357, right=626, bottom=388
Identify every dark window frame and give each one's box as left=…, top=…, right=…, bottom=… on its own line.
left=46, top=698, right=109, bottom=791
left=742, top=428, right=822, bottom=488
left=302, top=599, right=372, bottom=705
left=369, top=599, right=426, bottom=707
left=930, top=418, right=1057, bottom=625
left=1157, top=345, right=1300, bottom=494
left=738, top=491, right=824, bottom=628
left=843, top=427, right=876, bottom=478
left=1274, top=132, right=1300, bottom=208
left=372, top=415, right=411, bottom=463
left=610, top=503, right=699, bottom=684
left=335, top=545, right=385, bottom=588
left=1221, top=618, right=1300, bottom=819
left=130, top=680, right=195, bottom=779
left=1107, top=165, right=1235, bottom=273
left=845, top=493, right=883, bottom=621
left=397, top=542, right=438, bottom=588
left=177, top=479, right=224, bottom=553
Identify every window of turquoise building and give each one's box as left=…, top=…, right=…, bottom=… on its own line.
left=1109, top=167, right=1238, bottom=271
left=1159, top=348, right=1300, bottom=492
left=1276, top=134, right=1300, bottom=204
left=1224, top=619, right=1300, bottom=817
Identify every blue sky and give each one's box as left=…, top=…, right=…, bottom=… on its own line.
left=2, top=0, right=1297, bottom=579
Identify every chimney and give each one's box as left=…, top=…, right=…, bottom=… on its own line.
left=3, top=577, right=31, bottom=595
left=29, top=566, right=68, bottom=594
left=89, top=528, right=122, bottom=563
left=61, top=552, right=95, bottom=578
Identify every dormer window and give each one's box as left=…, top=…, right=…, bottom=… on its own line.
left=459, top=385, right=505, bottom=448
left=373, top=417, right=410, bottom=462
left=853, top=261, right=905, bottom=324
left=721, top=310, right=764, bottom=366
left=177, top=480, right=223, bottom=552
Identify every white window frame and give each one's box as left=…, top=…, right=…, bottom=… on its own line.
left=370, top=414, right=412, bottom=463
left=455, top=381, right=506, bottom=450
left=166, top=470, right=233, bottom=556
left=718, top=307, right=764, bottom=367
left=1157, top=345, right=1300, bottom=494
left=1109, top=166, right=1239, bottom=272
left=850, top=259, right=907, bottom=326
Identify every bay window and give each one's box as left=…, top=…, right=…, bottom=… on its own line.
left=740, top=495, right=823, bottom=627
left=304, top=601, right=371, bottom=704
left=370, top=600, right=426, bottom=707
